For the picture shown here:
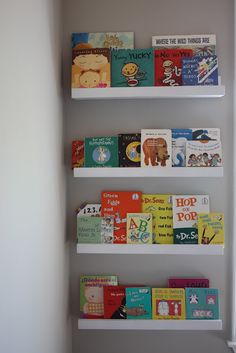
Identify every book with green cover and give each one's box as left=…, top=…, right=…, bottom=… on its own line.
left=84, top=136, right=118, bottom=167
left=77, top=216, right=102, bottom=243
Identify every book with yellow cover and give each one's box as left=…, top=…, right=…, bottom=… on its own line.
left=126, top=213, right=152, bottom=244
left=198, top=213, right=224, bottom=245
left=152, top=288, right=186, bottom=319
left=142, top=194, right=173, bottom=244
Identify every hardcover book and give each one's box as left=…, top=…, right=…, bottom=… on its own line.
left=111, top=48, right=154, bottom=87
left=77, top=216, right=102, bottom=244
left=80, top=275, right=118, bottom=318
left=84, top=136, right=118, bottom=167
left=72, top=140, right=84, bottom=168
left=118, top=133, right=141, bottom=167
left=104, top=286, right=127, bottom=319
left=76, top=203, right=101, bottom=217
left=186, top=141, right=222, bottom=167
left=198, top=213, right=224, bottom=245
left=101, top=216, right=114, bottom=244
left=101, top=191, right=142, bottom=243
left=152, top=288, right=186, bottom=319
left=172, top=195, right=210, bottom=244
left=182, top=56, right=218, bottom=86
left=191, top=128, right=221, bottom=141
left=168, top=278, right=210, bottom=288
left=72, top=32, right=134, bottom=50
left=126, top=287, right=152, bottom=319
left=141, top=129, right=172, bottom=168
left=172, top=129, right=192, bottom=167
left=185, top=288, right=219, bottom=319
left=126, top=213, right=152, bottom=244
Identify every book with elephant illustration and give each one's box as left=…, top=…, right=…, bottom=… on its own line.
left=84, top=136, right=118, bottom=167
left=141, top=129, right=172, bottom=168
left=172, top=129, right=192, bottom=167
left=198, top=213, right=224, bottom=245
left=118, top=133, right=141, bottom=167
left=126, top=213, right=152, bottom=244
left=152, top=288, right=186, bottom=319
left=126, top=287, right=152, bottom=319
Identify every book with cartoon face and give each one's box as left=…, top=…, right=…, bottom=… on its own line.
left=118, top=133, right=141, bottom=167
left=126, top=213, right=152, bottom=244
left=84, top=136, right=118, bottom=167
left=185, top=288, right=219, bottom=319
left=186, top=141, right=222, bottom=167
left=152, top=288, right=186, bottom=319
left=198, top=213, right=224, bottom=245
left=72, top=32, right=134, bottom=50
left=126, top=287, right=152, bottom=319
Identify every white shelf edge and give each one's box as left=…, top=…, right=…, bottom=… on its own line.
left=228, top=341, right=236, bottom=352
left=76, top=244, right=224, bottom=255
left=73, top=167, right=224, bottom=178
left=71, top=86, right=225, bottom=100
left=78, top=319, right=222, bottom=331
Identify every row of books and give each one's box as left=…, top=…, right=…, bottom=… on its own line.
left=77, top=193, right=224, bottom=245
left=80, top=275, right=219, bottom=320
left=72, top=128, right=222, bottom=168
left=72, top=33, right=219, bottom=88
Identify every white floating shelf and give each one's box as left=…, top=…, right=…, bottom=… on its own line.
left=76, top=244, right=224, bottom=255
left=78, top=319, right=222, bottom=331
left=73, top=167, right=223, bottom=178
left=72, top=86, right=225, bottom=100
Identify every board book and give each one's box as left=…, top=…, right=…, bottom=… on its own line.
left=172, top=129, right=192, bottom=167
left=118, top=133, right=141, bottom=167
left=191, top=128, right=221, bottom=141
left=182, top=55, right=218, bottom=86
left=126, top=287, right=152, bottom=319
left=84, top=136, right=118, bottom=167
left=168, top=278, right=210, bottom=288
left=186, top=141, right=222, bottom=167
left=172, top=195, right=210, bottom=244
left=198, top=213, right=224, bottom=245
left=152, top=288, right=186, bottom=319
left=126, top=213, right=152, bottom=244
left=72, top=32, right=134, bottom=50
left=185, top=288, right=219, bottom=319
left=72, top=140, right=84, bottom=168
left=76, top=203, right=101, bottom=217
left=104, top=286, right=127, bottom=319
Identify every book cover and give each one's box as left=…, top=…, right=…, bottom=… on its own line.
left=185, top=288, right=219, bottom=319
left=84, top=136, right=118, bottom=167
left=172, top=129, right=192, bottom=167
left=182, top=56, right=218, bottom=86
left=168, top=278, right=210, bottom=288
left=126, top=287, right=152, bottom=319
left=101, top=191, right=142, bottom=243
left=152, top=34, right=216, bottom=56
left=152, top=288, right=186, bottom=319
left=111, top=49, right=154, bottom=87
left=126, top=213, right=152, bottom=244
left=104, top=286, right=127, bottom=319
left=72, top=47, right=111, bottom=88
left=186, top=141, right=222, bottom=167
left=80, top=275, right=118, bottom=318
left=72, top=32, right=134, bottom=50
left=172, top=195, right=210, bottom=244
left=141, top=129, right=172, bottom=168
left=77, top=216, right=102, bottom=243
left=76, top=203, right=101, bottom=217
left=154, top=49, right=193, bottom=86
left=118, top=133, right=141, bottom=167
left=101, top=216, right=114, bottom=244
left=72, top=140, right=84, bottom=168
left=191, top=128, right=221, bottom=141
left=198, top=213, right=224, bottom=245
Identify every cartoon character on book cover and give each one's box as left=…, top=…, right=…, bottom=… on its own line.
left=126, top=213, right=152, bottom=244
left=126, top=287, right=152, bottom=319
left=172, top=129, right=192, bottom=167
left=182, top=56, right=218, bottom=86
left=152, top=288, right=186, bottom=319
left=198, top=213, right=224, bottom=245
left=72, top=32, right=134, bottom=50
left=185, top=288, right=219, bottom=319
left=84, top=136, right=118, bottom=167
left=118, top=133, right=141, bottom=167
left=186, top=141, right=222, bottom=167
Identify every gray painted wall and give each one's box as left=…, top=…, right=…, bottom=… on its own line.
left=63, top=0, right=234, bottom=352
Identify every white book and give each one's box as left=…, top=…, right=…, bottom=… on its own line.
left=152, top=34, right=216, bottom=48
left=186, top=140, right=222, bottom=167
left=191, top=128, right=220, bottom=141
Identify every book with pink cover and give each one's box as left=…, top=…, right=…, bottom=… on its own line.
left=168, top=278, right=209, bottom=288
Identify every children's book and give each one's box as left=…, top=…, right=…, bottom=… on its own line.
left=172, top=129, right=192, bottom=167
left=198, top=213, right=224, bottom=245
left=186, top=141, right=222, bottom=167
left=168, top=278, right=210, bottom=288
left=76, top=203, right=101, bottom=217
left=126, top=287, right=152, bottom=319
left=172, top=195, right=210, bottom=244
left=72, top=140, right=84, bottom=168
left=152, top=288, right=186, bottom=319
left=77, top=216, right=102, bottom=243
left=152, top=34, right=216, bottom=56
left=141, top=129, right=172, bottom=168
left=185, top=288, right=219, bottom=319
left=84, top=136, right=118, bottom=167
left=72, top=47, right=111, bottom=88
left=72, top=32, right=134, bottom=50
left=118, top=133, right=141, bottom=167
left=104, top=286, right=127, bottom=319
left=191, top=128, right=221, bottom=141
left=154, top=49, right=193, bottom=86
left=111, top=49, right=154, bottom=87
left=182, top=55, right=218, bottom=86
left=101, top=216, right=114, bottom=243
left=126, top=213, right=152, bottom=244
left=80, top=275, right=118, bottom=318
left=101, top=191, right=142, bottom=243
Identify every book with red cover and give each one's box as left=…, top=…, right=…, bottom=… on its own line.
left=168, top=278, right=210, bottom=288
left=101, top=191, right=142, bottom=243
left=104, top=285, right=127, bottom=319
left=72, top=140, right=84, bottom=168
left=154, top=49, right=193, bottom=86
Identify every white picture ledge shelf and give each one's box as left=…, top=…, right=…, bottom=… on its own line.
left=78, top=319, right=222, bottom=331
left=71, top=86, right=225, bottom=100
left=76, top=244, right=224, bottom=255
left=73, top=167, right=223, bottom=178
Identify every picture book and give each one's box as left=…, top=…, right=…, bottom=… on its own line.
left=182, top=56, right=218, bottom=86
left=172, top=129, right=192, bottom=167
left=152, top=288, right=186, bottom=320
left=72, top=32, right=134, bottom=50
left=185, top=288, right=219, bottom=319
left=141, top=129, right=172, bottom=168
left=111, top=48, right=154, bottom=87
left=198, top=213, right=224, bottom=245
left=168, top=278, right=210, bottom=288
left=77, top=216, right=102, bottom=244
left=84, top=136, right=118, bottom=167
left=126, top=287, right=152, bottom=319
left=126, top=213, right=152, bottom=244
left=186, top=141, right=222, bottom=167
left=101, top=191, right=142, bottom=243
left=104, top=286, right=127, bottom=319
left=118, top=133, right=141, bottom=167
left=72, top=140, right=84, bottom=168
left=152, top=34, right=216, bottom=56
left=101, top=216, right=114, bottom=244
left=191, top=128, right=221, bottom=141
left=80, top=275, right=118, bottom=318
left=76, top=203, right=101, bottom=217
left=172, top=195, right=210, bottom=244
left=72, top=47, right=111, bottom=88
left=154, top=49, right=193, bottom=86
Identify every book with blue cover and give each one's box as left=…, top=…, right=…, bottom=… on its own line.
left=126, top=287, right=152, bottom=319
left=185, top=288, right=219, bottom=319
left=182, top=56, right=218, bottom=86
left=172, top=129, right=192, bottom=167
